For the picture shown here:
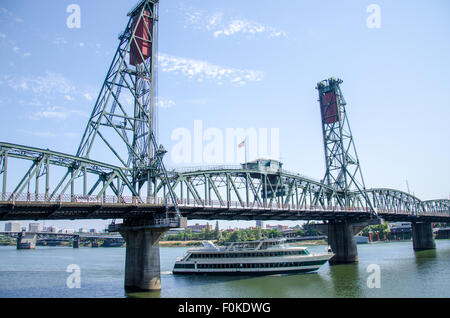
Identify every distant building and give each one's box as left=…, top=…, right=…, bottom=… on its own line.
left=46, top=226, right=59, bottom=233
left=388, top=222, right=411, bottom=235
left=89, top=229, right=97, bottom=233
left=187, top=223, right=212, bottom=233
left=266, top=224, right=289, bottom=231
left=4, top=222, right=21, bottom=232
left=61, top=229, right=75, bottom=234
left=256, top=220, right=264, bottom=228
left=243, top=159, right=283, bottom=173
left=78, top=228, right=89, bottom=233
left=167, top=228, right=184, bottom=235
left=28, top=223, right=40, bottom=232
left=389, top=222, right=411, bottom=229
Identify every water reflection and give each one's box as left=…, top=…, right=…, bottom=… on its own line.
left=2, top=241, right=450, bottom=298
left=126, top=289, right=161, bottom=298
left=414, top=248, right=437, bottom=270
left=328, top=263, right=363, bottom=298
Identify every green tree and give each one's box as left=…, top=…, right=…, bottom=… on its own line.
left=229, top=231, right=241, bottom=242
left=256, top=226, right=262, bottom=240
left=205, top=223, right=211, bottom=239
left=214, top=221, right=221, bottom=240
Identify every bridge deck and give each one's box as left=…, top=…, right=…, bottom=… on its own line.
left=0, top=199, right=448, bottom=222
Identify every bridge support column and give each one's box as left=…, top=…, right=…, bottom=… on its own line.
left=411, top=222, right=435, bottom=250
left=16, top=231, right=37, bottom=250
left=119, top=221, right=167, bottom=291
left=327, top=221, right=358, bottom=264
left=73, top=236, right=80, bottom=248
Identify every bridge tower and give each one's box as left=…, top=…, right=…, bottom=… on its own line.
left=316, top=78, right=377, bottom=263
left=76, top=0, right=175, bottom=202
left=316, top=78, right=367, bottom=198
left=76, top=0, right=180, bottom=291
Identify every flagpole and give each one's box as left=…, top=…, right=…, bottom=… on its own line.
left=245, top=137, right=247, bottom=168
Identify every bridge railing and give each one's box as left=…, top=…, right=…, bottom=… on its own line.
left=172, top=197, right=374, bottom=213
left=1, top=192, right=449, bottom=217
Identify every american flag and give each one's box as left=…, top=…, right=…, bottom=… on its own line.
left=238, top=140, right=245, bottom=148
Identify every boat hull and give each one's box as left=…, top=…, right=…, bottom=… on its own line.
left=173, top=267, right=321, bottom=275
left=173, top=255, right=332, bottom=275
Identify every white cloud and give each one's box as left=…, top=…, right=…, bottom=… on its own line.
left=158, top=53, right=263, bottom=86
left=83, top=93, right=93, bottom=101
left=17, top=129, right=56, bottom=138
left=53, top=37, right=68, bottom=45
left=7, top=72, right=75, bottom=97
left=29, top=106, right=87, bottom=120
left=0, top=32, right=5, bottom=38
left=0, top=7, right=24, bottom=25
left=156, top=97, right=176, bottom=109
left=1, top=72, right=80, bottom=110
left=213, top=19, right=287, bottom=39
left=182, top=7, right=287, bottom=39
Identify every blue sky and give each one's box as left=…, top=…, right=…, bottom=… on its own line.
left=0, top=0, right=449, bottom=231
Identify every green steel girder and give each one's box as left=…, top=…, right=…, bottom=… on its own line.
left=0, top=142, right=139, bottom=201
left=146, top=167, right=448, bottom=218
left=363, top=188, right=450, bottom=216
left=159, top=167, right=356, bottom=210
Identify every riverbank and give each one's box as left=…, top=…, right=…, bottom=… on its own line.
left=159, top=240, right=204, bottom=247
left=288, top=240, right=327, bottom=246
left=159, top=239, right=329, bottom=247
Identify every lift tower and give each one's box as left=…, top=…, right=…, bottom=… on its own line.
left=316, top=78, right=373, bottom=211
left=76, top=0, right=181, bottom=291
left=316, top=78, right=376, bottom=264
left=76, top=0, right=177, bottom=212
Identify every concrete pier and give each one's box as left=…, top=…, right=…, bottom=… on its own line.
left=411, top=222, right=436, bottom=250
left=73, top=235, right=80, bottom=248
left=327, top=221, right=358, bottom=264
left=17, top=231, right=37, bottom=249
left=119, top=221, right=167, bottom=291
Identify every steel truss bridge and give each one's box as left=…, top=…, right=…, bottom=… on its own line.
left=0, top=0, right=448, bottom=226
left=0, top=142, right=448, bottom=223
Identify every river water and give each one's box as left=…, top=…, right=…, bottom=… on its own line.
left=0, top=240, right=449, bottom=298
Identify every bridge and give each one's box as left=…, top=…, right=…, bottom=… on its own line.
left=0, top=0, right=449, bottom=291
left=0, top=231, right=124, bottom=248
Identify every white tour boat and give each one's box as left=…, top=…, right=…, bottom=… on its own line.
left=173, top=238, right=334, bottom=275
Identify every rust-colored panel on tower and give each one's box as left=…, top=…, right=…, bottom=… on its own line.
left=321, top=91, right=340, bottom=124
left=130, top=10, right=152, bottom=66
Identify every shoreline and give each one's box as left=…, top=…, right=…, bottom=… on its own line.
left=159, top=239, right=329, bottom=247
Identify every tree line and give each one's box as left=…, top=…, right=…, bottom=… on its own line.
left=163, top=222, right=322, bottom=244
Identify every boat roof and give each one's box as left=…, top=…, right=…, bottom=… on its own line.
left=187, top=238, right=307, bottom=252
